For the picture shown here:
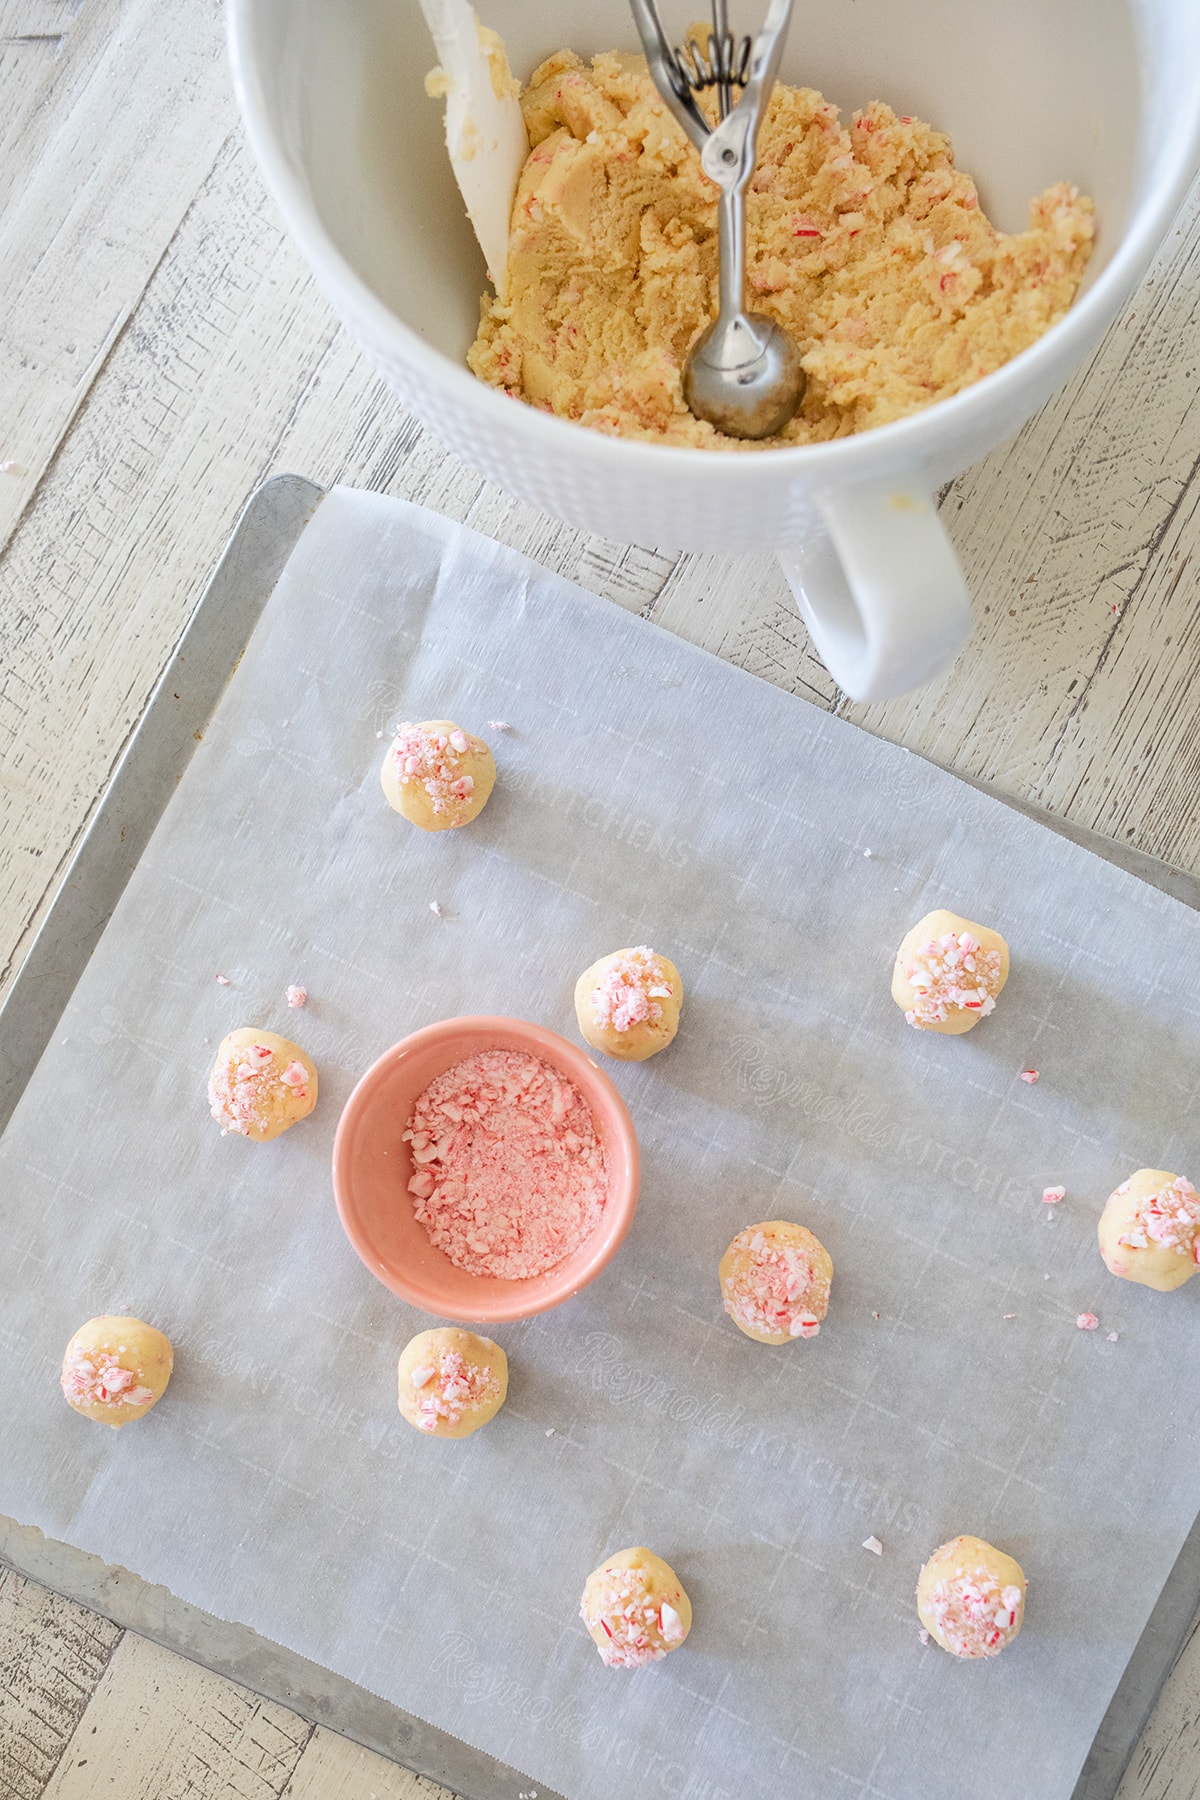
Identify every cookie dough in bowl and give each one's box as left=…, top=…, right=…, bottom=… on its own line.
left=892, top=909, right=1009, bottom=1033
left=574, top=945, right=682, bottom=1061
left=719, top=1221, right=833, bottom=1343
left=397, top=1326, right=508, bottom=1437
left=1098, top=1168, right=1200, bottom=1290
left=208, top=1028, right=318, bottom=1140
left=580, top=1546, right=691, bottom=1667
left=469, top=50, right=1093, bottom=448
left=61, top=1316, right=173, bottom=1428
left=917, top=1534, right=1026, bottom=1658
left=380, top=720, right=495, bottom=831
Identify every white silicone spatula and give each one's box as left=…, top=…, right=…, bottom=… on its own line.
left=419, top=0, right=529, bottom=301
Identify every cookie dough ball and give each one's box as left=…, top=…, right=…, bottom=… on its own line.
left=380, top=720, right=495, bottom=831
left=208, top=1028, right=317, bottom=1141
left=397, top=1327, right=508, bottom=1437
left=892, top=909, right=1009, bottom=1033
left=719, top=1221, right=833, bottom=1344
left=574, top=946, right=682, bottom=1061
left=580, top=1546, right=692, bottom=1668
left=917, top=1535, right=1026, bottom=1658
left=61, top=1316, right=173, bottom=1428
left=1098, top=1168, right=1200, bottom=1290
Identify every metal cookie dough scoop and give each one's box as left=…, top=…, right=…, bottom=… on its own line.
left=630, top=0, right=804, bottom=439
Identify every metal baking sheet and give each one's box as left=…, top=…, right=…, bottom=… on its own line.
left=2, top=476, right=1199, bottom=1800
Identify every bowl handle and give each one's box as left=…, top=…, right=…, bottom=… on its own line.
left=777, top=483, right=972, bottom=702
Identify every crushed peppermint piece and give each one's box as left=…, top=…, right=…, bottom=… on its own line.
left=429, top=901, right=445, bottom=919
left=409, top=1347, right=500, bottom=1430
left=1117, top=1175, right=1200, bottom=1259
left=0, top=460, right=26, bottom=476
left=862, top=1535, right=883, bottom=1555
left=61, top=1351, right=154, bottom=1412
left=405, top=1048, right=607, bottom=1279
left=545, top=1427, right=556, bottom=1437
left=1003, top=1313, right=1016, bottom=1320
left=863, top=848, right=873, bottom=858
left=924, top=1571, right=1024, bottom=1659
left=386, top=722, right=480, bottom=821
left=1077, top=1312, right=1099, bottom=1330
left=722, top=1224, right=831, bottom=1340
left=215, top=974, right=231, bottom=986
left=588, top=947, right=674, bottom=1034
left=488, top=719, right=512, bottom=731
left=1106, top=1331, right=1120, bottom=1343
left=581, top=1564, right=687, bottom=1668
left=901, top=929, right=1003, bottom=1028
left=918, top=1628, right=930, bottom=1646
left=1042, top=1186, right=1065, bottom=1205
left=286, top=985, right=307, bottom=1008
left=871, top=1310, right=881, bottom=1320
left=1019, top=1069, right=1039, bottom=1085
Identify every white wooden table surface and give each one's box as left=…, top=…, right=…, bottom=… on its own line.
left=3, top=3, right=1200, bottom=1796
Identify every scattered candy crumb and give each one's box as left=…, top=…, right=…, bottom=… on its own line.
left=918, top=1628, right=930, bottom=1646
left=215, top=973, right=231, bottom=986
left=1077, top=1312, right=1099, bottom=1331
left=0, top=460, right=26, bottom=476
left=429, top=901, right=445, bottom=919
left=863, top=848, right=873, bottom=858
left=1019, top=1069, right=1039, bottom=1085
left=286, top=985, right=307, bottom=1008
left=871, top=1310, right=881, bottom=1320
left=545, top=1427, right=555, bottom=1437
left=1004, top=1313, right=1016, bottom=1320
left=1042, top=1185, right=1065, bottom=1205
left=1107, top=1331, right=1120, bottom=1343
left=862, top=1535, right=883, bottom=1556
left=488, top=719, right=512, bottom=731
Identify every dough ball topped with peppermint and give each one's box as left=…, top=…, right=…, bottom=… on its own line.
left=574, top=946, right=682, bottom=1061
left=719, top=1221, right=833, bottom=1345
left=61, top=1315, right=173, bottom=1429
left=580, top=1547, right=691, bottom=1669
left=892, top=909, right=1009, bottom=1034
left=207, top=1028, right=317, bottom=1141
left=397, top=1327, right=508, bottom=1438
left=1099, top=1168, right=1200, bottom=1291
left=917, top=1535, right=1027, bottom=1659
left=380, top=719, right=495, bottom=831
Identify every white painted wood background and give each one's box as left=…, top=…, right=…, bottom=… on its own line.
left=2, top=0, right=1200, bottom=1794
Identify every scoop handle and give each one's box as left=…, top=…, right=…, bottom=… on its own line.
left=777, top=483, right=972, bottom=702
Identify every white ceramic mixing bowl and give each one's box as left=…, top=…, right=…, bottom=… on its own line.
left=228, top=0, right=1200, bottom=699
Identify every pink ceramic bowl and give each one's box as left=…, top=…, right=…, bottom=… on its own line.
left=332, top=1016, right=640, bottom=1322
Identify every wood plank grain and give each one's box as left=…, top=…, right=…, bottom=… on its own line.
left=282, top=1727, right=457, bottom=1800
left=42, top=1631, right=313, bottom=1800
left=0, top=1564, right=120, bottom=1800
left=1118, top=1612, right=1200, bottom=1800
left=0, top=0, right=234, bottom=553
left=841, top=177, right=1200, bottom=873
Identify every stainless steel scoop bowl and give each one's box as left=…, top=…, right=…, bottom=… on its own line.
left=630, top=0, right=804, bottom=440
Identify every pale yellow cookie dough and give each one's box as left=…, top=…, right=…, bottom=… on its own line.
left=397, top=1327, right=508, bottom=1437
left=1098, top=1168, right=1200, bottom=1291
left=61, top=1316, right=173, bottom=1428
left=719, top=1220, right=833, bottom=1344
left=580, top=1545, right=692, bottom=1667
left=917, top=1534, right=1026, bottom=1659
left=892, top=909, right=1009, bottom=1033
left=207, top=1028, right=318, bottom=1141
left=380, top=720, right=496, bottom=831
left=468, top=48, right=1093, bottom=447
left=574, top=946, right=682, bottom=1061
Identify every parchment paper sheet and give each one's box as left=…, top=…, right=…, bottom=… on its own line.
left=4, top=487, right=1200, bottom=1800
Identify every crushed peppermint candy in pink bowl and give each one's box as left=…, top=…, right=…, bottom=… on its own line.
left=332, top=1017, right=640, bottom=1321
